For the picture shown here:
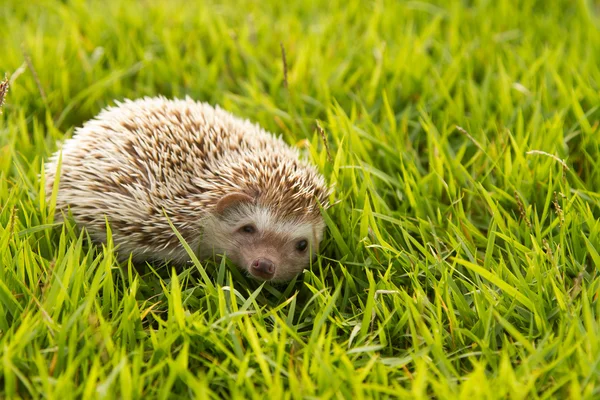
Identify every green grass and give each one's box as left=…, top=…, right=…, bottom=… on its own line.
left=2, top=0, right=600, bottom=398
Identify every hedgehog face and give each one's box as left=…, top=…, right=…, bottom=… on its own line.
left=228, top=215, right=322, bottom=282
left=207, top=195, right=325, bottom=282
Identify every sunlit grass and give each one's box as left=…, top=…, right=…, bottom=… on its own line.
left=1, top=0, right=600, bottom=398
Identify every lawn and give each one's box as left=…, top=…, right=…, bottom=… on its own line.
left=2, top=0, right=600, bottom=398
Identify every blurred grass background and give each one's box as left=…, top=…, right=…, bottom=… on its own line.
left=2, top=0, right=600, bottom=398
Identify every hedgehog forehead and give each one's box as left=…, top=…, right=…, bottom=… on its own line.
left=224, top=204, right=320, bottom=240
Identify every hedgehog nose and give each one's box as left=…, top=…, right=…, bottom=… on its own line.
left=250, top=258, right=275, bottom=280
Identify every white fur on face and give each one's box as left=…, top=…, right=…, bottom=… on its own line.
left=199, top=205, right=324, bottom=281
left=243, top=206, right=322, bottom=243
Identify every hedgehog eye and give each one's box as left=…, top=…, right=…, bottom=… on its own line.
left=295, top=239, right=308, bottom=252
left=239, top=224, right=256, bottom=234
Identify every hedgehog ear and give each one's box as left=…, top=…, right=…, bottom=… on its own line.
left=215, top=192, right=254, bottom=214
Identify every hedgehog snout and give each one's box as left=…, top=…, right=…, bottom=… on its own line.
left=250, top=257, right=276, bottom=280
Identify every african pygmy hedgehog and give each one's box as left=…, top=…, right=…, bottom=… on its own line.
left=45, top=97, right=331, bottom=281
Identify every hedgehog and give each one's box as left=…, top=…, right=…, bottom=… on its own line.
left=44, top=96, right=331, bottom=282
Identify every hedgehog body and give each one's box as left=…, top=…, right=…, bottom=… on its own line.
left=45, top=97, right=330, bottom=281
